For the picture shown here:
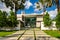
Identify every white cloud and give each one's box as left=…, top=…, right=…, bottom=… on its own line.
left=40, top=9, right=57, bottom=19
left=34, top=8, right=39, bottom=12
left=48, top=9, right=57, bottom=19
left=0, top=2, right=11, bottom=13
left=33, top=13, right=37, bottom=14
left=24, top=0, right=32, bottom=9
left=0, top=8, right=11, bottom=13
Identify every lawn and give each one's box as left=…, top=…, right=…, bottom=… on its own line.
left=0, top=30, right=16, bottom=37
left=44, top=30, right=60, bottom=38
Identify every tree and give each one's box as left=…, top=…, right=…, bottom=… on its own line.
left=44, top=0, right=60, bottom=12
left=46, top=0, right=60, bottom=12
left=0, top=0, right=26, bottom=18
left=35, top=0, right=52, bottom=15
left=0, top=10, right=3, bottom=27
left=53, top=0, right=60, bottom=12
left=36, top=0, right=60, bottom=14
left=1, top=0, right=26, bottom=10
left=43, top=12, right=52, bottom=27
left=2, top=11, right=8, bottom=27
left=0, top=10, right=8, bottom=28
left=8, top=11, right=18, bottom=27
left=56, top=11, right=60, bottom=30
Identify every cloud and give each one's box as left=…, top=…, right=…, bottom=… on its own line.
left=40, top=9, right=57, bottom=19
left=0, top=2, right=11, bottom=13
left=34, top=8, right=39, bottom=12
left=0, top=8, right=11, bottom=13
left=24, top=0, right=33, bottom=9
left=0, top=1, right=5, bottom=9
left=48, top=9, right=57, bottom=19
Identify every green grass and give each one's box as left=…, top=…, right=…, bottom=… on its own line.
left=0, top=30, right=16, bottom=37
left=44, top=30, right=60, bottom=38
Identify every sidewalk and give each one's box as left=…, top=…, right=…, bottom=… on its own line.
left=34, top=28, right=60, bottom=40
left=0, top=28, right=60, bottom=40
left=0, top=30, right=25, bottom=40
left=20, top=29, right=34, bottom=40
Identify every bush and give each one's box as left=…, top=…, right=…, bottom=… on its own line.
left=56, top=11, right=60, bottom=30
left=0, top=10, right=18, bottom=28
left=43, top=12, right=52, bottom=27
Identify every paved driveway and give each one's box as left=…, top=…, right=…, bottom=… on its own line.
left=0, top=28, right=60, bottom=40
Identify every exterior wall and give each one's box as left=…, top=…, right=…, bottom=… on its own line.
left=36, top=21, right=41, bottom=27
left=16, top=20, right=21, bottom=30
left=17, top=14, right=23, bottom=30
left=17, top=14, right=44, bottom=30
left=36, top=16, right=43, bottom=21
left=36, top=16, right=43, bottom=27
left=41, top=21, right=57, bottom=30
left=17, top=15, right=22, bottom=21
left=17, top=17, right=22, bottom=21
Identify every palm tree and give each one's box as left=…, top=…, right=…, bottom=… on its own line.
left=36, top=0, right=60, bottom=13
left=35, top=0, right=52, bottom=15
left=54, top=0, right=60, bottom=12
left=0, top=0, right=26, bottom=18
left=45, top=0, right=60, bottom=12
left=46, top=0, right=60, bottom=12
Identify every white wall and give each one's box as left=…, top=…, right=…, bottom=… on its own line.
left=41, top=21, right=57, bottom=30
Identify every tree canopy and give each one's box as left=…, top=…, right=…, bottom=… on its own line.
left=1, top=0, right=26, bottom=11
left=36, top=0, right=60, bottom=13
left=0, top=10, right=18, bottom=27
left=43, top=12, right=52, bottom=27
left=56, top=11, right=60, bottom=30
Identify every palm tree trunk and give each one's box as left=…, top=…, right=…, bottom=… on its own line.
left=43, top=5, right=46, bottom=16
left=56, top=0, right=60, bottom=12
left=57, top=6, right=60, bottom=12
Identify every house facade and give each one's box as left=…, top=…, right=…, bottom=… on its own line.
left=17, top=13, right=43, bottom=30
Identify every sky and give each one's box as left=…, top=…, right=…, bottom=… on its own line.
left=17, top=0, right=39, bottom=14
left=0, top=0, right=59, bottom=19
left=17, top=0, right=57, bottom=14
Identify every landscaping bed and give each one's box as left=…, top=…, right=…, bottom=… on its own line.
left=44, top=30, right=60, bottom=38
left=0, top=30, right=16, bottom=37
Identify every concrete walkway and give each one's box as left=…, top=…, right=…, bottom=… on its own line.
left=0, top=28, right=60, bottom=40
left=19, top=28, right=60, bottom=40
left=20, top=29, right=34, bottom=40
left=0, top=30, right=25, bottom=40
left=34, top=28, right=60, bottom=40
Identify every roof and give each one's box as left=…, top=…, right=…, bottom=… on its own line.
left=17, top=14, right=43, bottom=18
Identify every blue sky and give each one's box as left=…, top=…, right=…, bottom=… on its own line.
left=17, top=0, right=57, bottom=14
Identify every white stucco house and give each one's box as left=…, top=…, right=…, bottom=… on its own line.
left=17, top=13, right=57, bottom=30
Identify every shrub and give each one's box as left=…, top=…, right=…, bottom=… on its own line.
left=43, top=12, right=52, bottom=27
left=56, top=11, right=60, bottom=30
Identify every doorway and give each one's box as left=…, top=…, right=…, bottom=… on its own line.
left=25, top=17, right=36, bottom=28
